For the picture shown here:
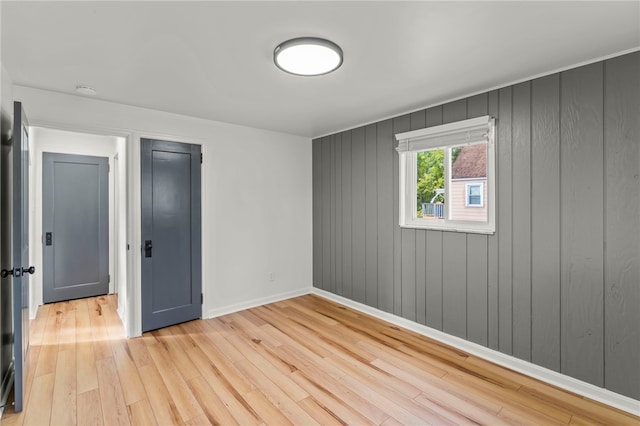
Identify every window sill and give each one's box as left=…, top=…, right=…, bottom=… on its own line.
left=400, top=221, right=495, bottom=235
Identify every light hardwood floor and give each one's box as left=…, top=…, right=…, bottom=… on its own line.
left=1, top=294, right=638, bottom=425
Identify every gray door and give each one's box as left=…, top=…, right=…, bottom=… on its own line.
left=42, top=153, right=109, bottom=303
left=0, top=102, right=35, bottom=413
left=141, top=138, right=201, bottom=332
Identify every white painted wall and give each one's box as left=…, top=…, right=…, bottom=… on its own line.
left=1, top=64, right=12, bottom=139
left=14, top=85, right=312, bottom=336
left=28, top=127, right=126, bottom=318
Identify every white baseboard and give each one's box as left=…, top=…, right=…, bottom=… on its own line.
left=312, top=288, right=640, bottom=416
left=117, top=305, right=126, bottom=329
left=205, top=287, right=312, bottom=319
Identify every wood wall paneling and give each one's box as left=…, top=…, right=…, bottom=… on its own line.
left=531, top=74, right=561, bottom=372
left=365, top=124, right=378, bottom=307
left=335, top=133, right=343, bottom=296
left=321, top=137, right=331, bottom=292
left=401, top=229, right=416, bottom=322
left=341, top=131, right=353, bottom=299
left=603, top=53, right=640, bottom=400
left=376, top=121, right=394, bottom=313
left=312, top=52, right=640, bottom=400
left=511, top=82, right=532, bottom=362
left=415, top=229, right=427, bottom=326
left=330, top=134, right=337, bottom=294
left=466, top=234, right=488, bottom=346
left=442, top=232, right=467, bottom=339
left=312, top=139, right=322, bottom=289
left=425, top=230, right=443, bottom=331
left=560, top=62, right=605, bottom=387
left=351, top=127, right=366, bottom=304
left=497, top=86, right=514, bottom=356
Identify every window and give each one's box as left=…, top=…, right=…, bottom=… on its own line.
left=466, top=183, right=483, bottom=207
left=396, top=115, right=495, bottom=234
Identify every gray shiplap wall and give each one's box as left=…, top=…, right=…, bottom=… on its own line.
left=312, top=52, right=640, bottom=399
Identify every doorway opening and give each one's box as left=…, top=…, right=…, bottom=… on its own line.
left=29, top=127, right=127, bottom=322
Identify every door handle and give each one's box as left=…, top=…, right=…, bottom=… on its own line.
left=145, top=240, right=153, bottom=258
left=22, top=266, right=35, bottom=275
left=1, top=268, right=21, bottom=278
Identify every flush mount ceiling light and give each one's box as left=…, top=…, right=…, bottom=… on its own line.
left=274, top=37, right=343, bottom=76
left=75, top=85, right=97, bottom=96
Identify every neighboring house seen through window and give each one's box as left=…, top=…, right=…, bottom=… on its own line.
left=396, top=116, right=495, bottom=234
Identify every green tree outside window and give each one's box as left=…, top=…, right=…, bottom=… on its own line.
left=416, top=147, right=461, bottom=215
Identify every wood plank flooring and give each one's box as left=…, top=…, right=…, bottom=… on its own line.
left=1, top=294, right=638, bottom=425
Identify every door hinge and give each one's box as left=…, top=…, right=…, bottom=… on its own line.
left=200, top=153, right=203, bottom=164
left=201, top=293, right=203, bottom=304
left=108, top=274, right=111, bottom=283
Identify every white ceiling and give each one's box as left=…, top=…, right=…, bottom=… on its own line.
left=2, top=1, right=639, bottom=138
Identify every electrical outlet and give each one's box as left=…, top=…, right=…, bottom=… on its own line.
left=268, top=272, right=275, bottom=282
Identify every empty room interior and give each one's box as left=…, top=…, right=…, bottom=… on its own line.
left=0, top=1, right=639, bottom=425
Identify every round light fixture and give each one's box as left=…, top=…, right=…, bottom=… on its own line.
left=75, top=85, right=97, bottom=96
left=274, top=37, right=343, bottom=76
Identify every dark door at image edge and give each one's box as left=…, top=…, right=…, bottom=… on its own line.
left=0, top=102, right=35, bottom=412
left=42, top=153, right=109, bottom=303
left=141, top=139, right=201, bottom=332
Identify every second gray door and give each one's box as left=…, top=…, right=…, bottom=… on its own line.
left=42, top=153, right=109, bottom=303
left=141, top=138, right=202, bottom=332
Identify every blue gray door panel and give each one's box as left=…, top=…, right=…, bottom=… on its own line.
left=0, top=101, right=33, bottom=412
left=42, top=153, right=109, bottom=303
left=141, top=138, right=201, bottom=332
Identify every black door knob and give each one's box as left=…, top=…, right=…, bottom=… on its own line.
left=1, top=268, right=20, bottom=278
left=22, top=266, right=35, bottom=275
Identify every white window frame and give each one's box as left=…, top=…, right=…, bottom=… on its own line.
left=465, top=182, right=484, bottom=207
left=396, top=115, right=496, bottom=234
